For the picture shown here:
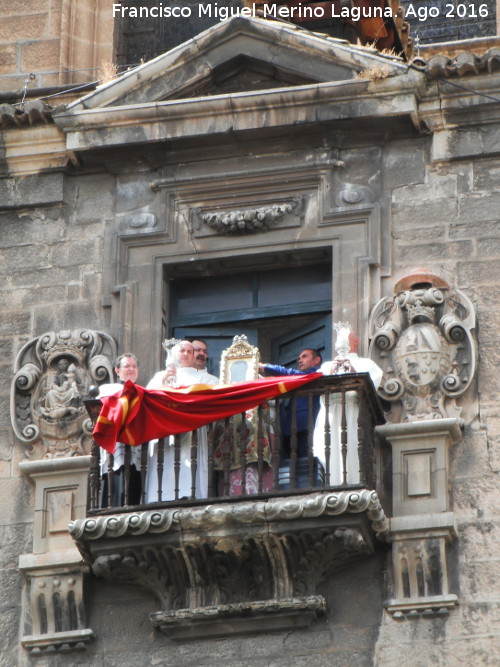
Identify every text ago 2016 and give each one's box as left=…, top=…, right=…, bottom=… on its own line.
left=405, top=3, right=489, bottom=21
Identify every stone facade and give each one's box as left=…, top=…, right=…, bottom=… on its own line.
left=1, top=8, right=500, bottom=667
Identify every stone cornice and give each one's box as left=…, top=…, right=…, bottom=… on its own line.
left=52, top=77, right=422, bottom=151
left=69, top=489, right=389, bottom=545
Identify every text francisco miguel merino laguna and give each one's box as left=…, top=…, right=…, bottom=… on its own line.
left=113, top=3, right=396, bottom=21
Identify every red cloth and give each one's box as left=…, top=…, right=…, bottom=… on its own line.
left=94, top=374, right=321, bottom=454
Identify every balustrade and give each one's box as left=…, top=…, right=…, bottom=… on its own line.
left=85, top=373, right=384, bottom=512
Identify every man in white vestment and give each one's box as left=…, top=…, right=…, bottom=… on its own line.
left=98, top=353, right=142, bottom=506
left=313, top=332, right=383, bottom=485
left=146, top=340, right=218, bottom=502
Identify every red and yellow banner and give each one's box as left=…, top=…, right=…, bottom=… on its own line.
left=93, top=374, right=321, bottom=453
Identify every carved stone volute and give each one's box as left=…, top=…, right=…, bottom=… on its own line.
left=369, top=268, right=476, bottom=424
left=11, top=329, right=116, bottom=459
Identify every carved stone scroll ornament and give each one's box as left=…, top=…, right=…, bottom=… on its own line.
left=194, top=195, right=305, bottom=234
left=369, top=268, right=477, bottom=423
left=11, top=330, right=116, bottom=459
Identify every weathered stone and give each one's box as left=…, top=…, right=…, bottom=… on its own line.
left=396, top=239, right=474, bottom=262
left=450, top=220, right=500, bottom=240
left=72, top=175, right=116, bottom=221
left=20, top=39, right=60, bottom=71
left=458, top=192, right=500, bottom=223
left=458, top=522, right=500, bottom=561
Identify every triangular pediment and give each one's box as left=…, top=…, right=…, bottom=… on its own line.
left=68, top=16, right=405, bottom=111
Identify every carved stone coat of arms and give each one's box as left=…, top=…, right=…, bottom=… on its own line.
left=369, top=268, right=476, bottom=423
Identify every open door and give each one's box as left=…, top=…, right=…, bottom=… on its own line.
left=271, top=314, right=332, bottom=369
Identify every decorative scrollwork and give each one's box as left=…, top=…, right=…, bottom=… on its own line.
left=369, top=268, right=477, bottom=423
left=10, top=329, right=117, bottom=459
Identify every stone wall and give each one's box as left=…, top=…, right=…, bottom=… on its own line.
left=373, top=138, right=500, bottom=665
left=1, top=26, right=500, bottom=664
left=0, top=0, right=115, bottom=93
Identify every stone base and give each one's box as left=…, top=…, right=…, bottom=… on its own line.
left=21, top=629, right=94, bottom=654
left=385, top=594, right=459, bottom=619
left=150, top=595, right=327, bottom=640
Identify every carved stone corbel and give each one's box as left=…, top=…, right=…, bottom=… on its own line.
left=69, top=491, right=389, bottom=639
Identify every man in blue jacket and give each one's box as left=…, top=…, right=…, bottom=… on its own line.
left=259, top=348, right=322, bottom=459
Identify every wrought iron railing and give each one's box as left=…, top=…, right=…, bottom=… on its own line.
left=84, top=374, right=385, bottom=513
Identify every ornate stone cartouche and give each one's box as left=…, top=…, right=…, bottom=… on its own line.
left=369, top=268, right=476, bottom=423
left=11, top=329, right=116, bottom=459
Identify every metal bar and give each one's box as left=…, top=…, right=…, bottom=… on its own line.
left=157, top=437, right=165, bottom=502
left=207, top=423, right=215, bottom=498
left=89, top=439, right=100, bottom=511
left=140, top=442, right=148, bottom=504
left=106, top=453, right=114, bottom=507
left=222, top=417, right=231, bottom=496
left=190, top=429, right=198, bottom=500
left=289, top=395, right=297, bottom=489
left=257, top=405, right=264, bottom=494
left=307, top=392, right=314, bottom=487
left=340, top=390, right=348, bottom=485
left=239, top=412, right=248, bottom=495
left=272, top=397, right=281, bottom=491
left=173, top=435, right=180, bottom=501
left=123, top=445, right=132, bottom=505
left=323, top=391, right=331, bottom=486
left=357, top=389, right=366, bottom=486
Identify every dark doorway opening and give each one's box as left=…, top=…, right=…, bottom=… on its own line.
left=165, top=248, right=332, bottom=377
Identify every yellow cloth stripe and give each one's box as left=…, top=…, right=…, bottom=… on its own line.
left=122, top=427, right=136, bottom=446
left=97, top=415, right=113, bottom=425
left=279, top=381, right=287, bottom=394
left=119, top=396, right=130, bottom=425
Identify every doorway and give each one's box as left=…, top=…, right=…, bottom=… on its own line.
left=166, top=250, right=333, bottom=377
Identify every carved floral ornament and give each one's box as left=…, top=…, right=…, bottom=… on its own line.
left=193, top=195, right=305, bottom=234
left=369, top=268, right=477, bottom=423
left=10, top=330, right=116, bottom=459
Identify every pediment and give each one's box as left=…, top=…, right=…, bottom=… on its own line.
left=68, top=16, right=406, bottom=111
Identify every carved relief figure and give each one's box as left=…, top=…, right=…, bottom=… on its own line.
left=11, top=330, right=116, bottom=459
left=39, top=359, right=83, bottom=419
left=369, top=268, right=477, bottom=424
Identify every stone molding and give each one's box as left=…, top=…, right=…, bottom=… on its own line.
left=70, top=489, right=389, bottom=543
left=150, top=596, right=327, bottom=640
left=11, top=329, right=116, bottom=459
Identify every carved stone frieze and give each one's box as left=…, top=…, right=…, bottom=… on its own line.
left=193, top=195, right=305, bottom=234
left=369, top=268, right=476, bottom=423
left=69, top=491, right=388, bottom=636
left=11, top=330, right=116, bottom=459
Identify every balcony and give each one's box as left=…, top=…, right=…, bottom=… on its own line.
left=70, top=374, right=389, bottom=639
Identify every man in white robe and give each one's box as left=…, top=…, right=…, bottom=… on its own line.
left=313, top=333, right=383, bottom=486
left=146, top=341, right=218, bottom=502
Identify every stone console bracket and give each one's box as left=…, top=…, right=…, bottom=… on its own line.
left=69, top=490, right=389, bottom=639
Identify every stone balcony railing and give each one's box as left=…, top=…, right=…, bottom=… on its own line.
left=69, top=374, right=390, bottom=640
